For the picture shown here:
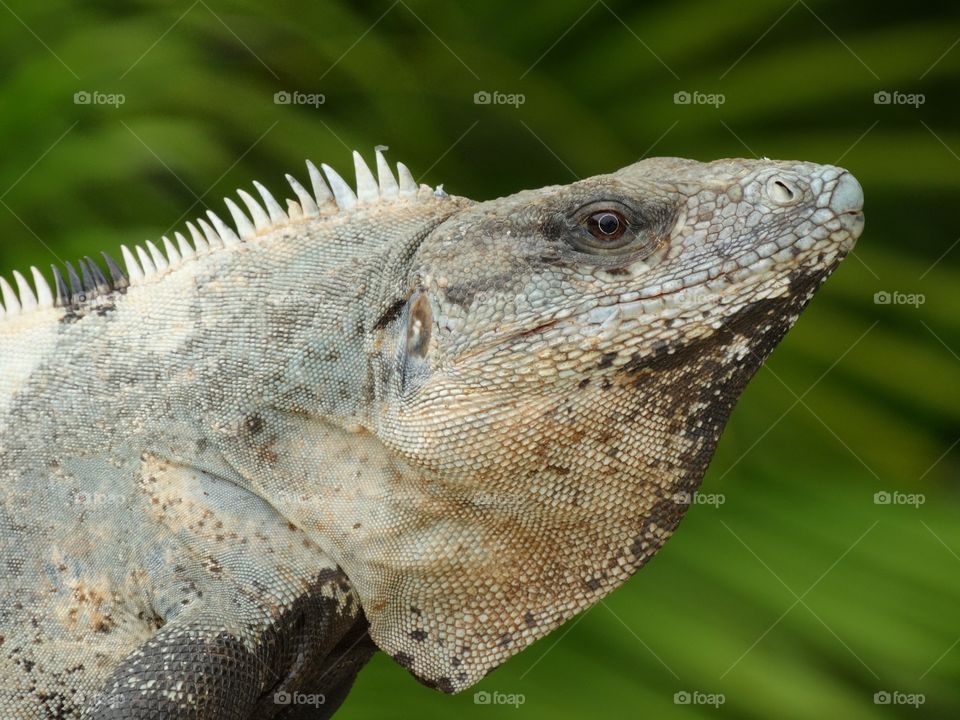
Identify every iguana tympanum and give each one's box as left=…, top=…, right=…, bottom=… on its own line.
left=0, top=149, right=864, bottom=718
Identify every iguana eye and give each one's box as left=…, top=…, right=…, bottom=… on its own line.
left=570, top=200, right=645, bottom=254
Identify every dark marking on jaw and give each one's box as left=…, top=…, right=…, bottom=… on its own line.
left=597, top=352, right=618, bottom=369
left=393, top=652, right=414, bottom=669
left=424, top=676, right=455, bottom=693
left=626, top=497, right=688, bottom=569
left=443, top=285, right=479, bottom=307
left=409, top=629, right=428, bottom=642
left=620, top=291, right=800, bottom=378
left=443, top=271, right=518, bottom=307
left=524, top=612, right=536, bottom=627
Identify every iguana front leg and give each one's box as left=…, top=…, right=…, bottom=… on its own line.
left=85, top=457, right=374, bottom=719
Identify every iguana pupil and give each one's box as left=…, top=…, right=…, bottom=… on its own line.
left=593, top=211, right=622, bottom=236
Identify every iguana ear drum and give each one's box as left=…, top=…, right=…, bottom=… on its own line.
left=406, top=292, right=432, bottom=358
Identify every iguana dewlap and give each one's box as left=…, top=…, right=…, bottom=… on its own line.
left=0, top=149, right=864, bottom=718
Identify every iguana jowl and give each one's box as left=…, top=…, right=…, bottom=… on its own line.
left=0, top=149, right=864, bottom=718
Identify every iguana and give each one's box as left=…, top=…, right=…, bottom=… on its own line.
left=0, top=148, right=864, bottom=718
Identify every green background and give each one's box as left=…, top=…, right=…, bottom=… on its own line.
left=1, top=1, right=958, bottom=717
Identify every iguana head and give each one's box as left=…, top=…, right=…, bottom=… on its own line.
left=358, top=157, right=863, bottom=691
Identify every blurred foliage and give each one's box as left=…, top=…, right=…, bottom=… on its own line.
left=1, top=0, right=958, bottom=717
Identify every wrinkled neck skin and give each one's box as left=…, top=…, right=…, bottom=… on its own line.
left=232, top=273, right=835, bottom=694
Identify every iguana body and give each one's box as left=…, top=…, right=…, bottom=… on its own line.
left=0, top=149, right=864, bottom=718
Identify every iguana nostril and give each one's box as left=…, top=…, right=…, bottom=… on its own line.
left=767, top=178, right=797, bottom=205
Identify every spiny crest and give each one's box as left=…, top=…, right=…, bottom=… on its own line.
left=0, top=148, right=440, bottom=321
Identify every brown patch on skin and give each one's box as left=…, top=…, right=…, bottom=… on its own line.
left=60, top=580, right=123, bottom=635
left=244, top=414, right=265, bottom=434
left=256, top=446, right=279, bottom=465
left=597, top=352, right=618, bottom=369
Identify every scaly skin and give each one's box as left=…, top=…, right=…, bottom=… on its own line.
left=0, top=151, right=863, bottom=717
